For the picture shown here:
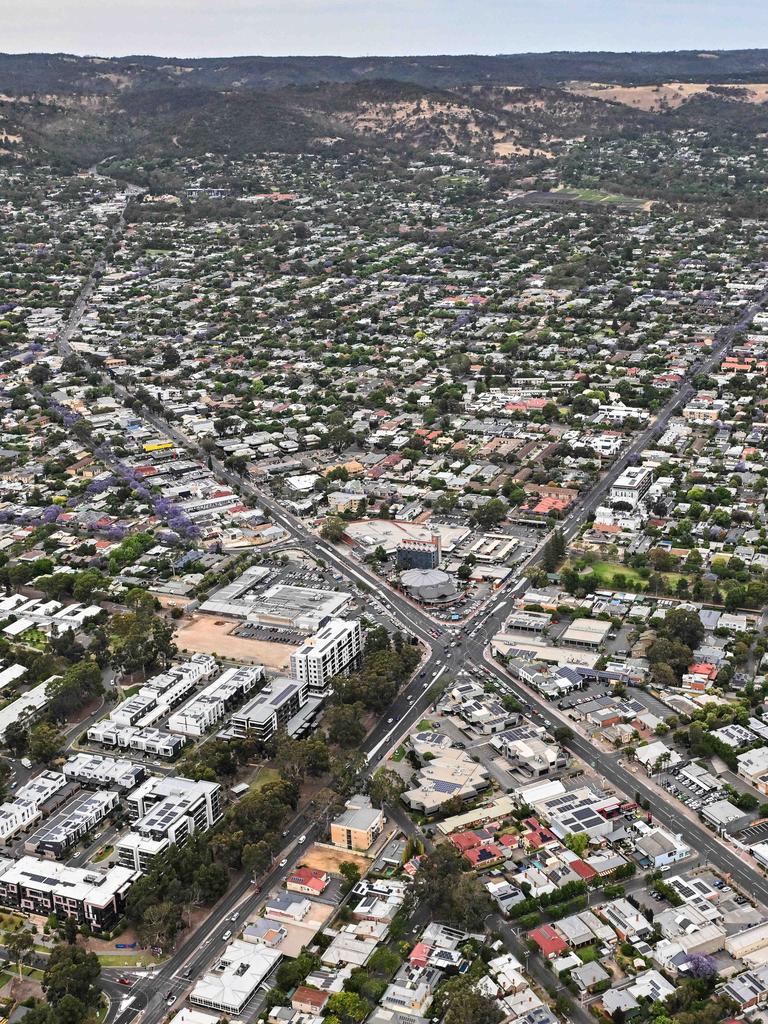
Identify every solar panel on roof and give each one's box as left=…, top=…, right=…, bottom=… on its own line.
left=432, top=780, right=460, bottom=795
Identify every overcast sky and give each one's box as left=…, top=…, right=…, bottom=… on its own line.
left=4, top=0, right=768, bottom=58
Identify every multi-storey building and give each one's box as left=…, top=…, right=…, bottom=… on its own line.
left=0, top=855, right=136, bottom=932
left=115, top=776, right=222, bottom=873
left=289, top=618, right=363, bottom=697
left=230, top=677, right=309, bottom=743
left=62, top=753, right=145, bottom=791
left=167, top=665, right=263, bottom=737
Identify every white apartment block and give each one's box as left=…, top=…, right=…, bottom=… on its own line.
left=86, top=722, right=184, bottom=759
left=116, top=776, right=222, bottom=873
left=190, top=940, right=282, bottom=1015
left=0, top=681, right=51, bottom=740
left=0, top=771, right=71, bottom=845
left=289, top=618, right=363, bottom=697
left=62, top=753, right=145, bottom=791
left=167, top=664, right=264, bottom=737
left=609, top=466, right=654, bottom=507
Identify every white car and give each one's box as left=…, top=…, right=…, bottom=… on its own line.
left=279, top=858, right=288, bottom=867
left=221, top=930, right=232, bottom=941
left=298, top=835, right=306, bottom=845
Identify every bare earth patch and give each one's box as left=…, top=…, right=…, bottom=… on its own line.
left=299, top=843, right=372, bottom=875
left=176, top=613, right=296, bottom=669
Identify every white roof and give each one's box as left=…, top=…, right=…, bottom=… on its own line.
left=190, top=940, right=281, bottom=1013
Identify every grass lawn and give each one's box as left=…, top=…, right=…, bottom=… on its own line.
left=555, top=186, right=647, bottom=208
left=96, top=952, right=158, bottom=968
left=577, top=945, right=599, bottom=963
left=588, top=561, right=648, bottom=590
left=417, top=719, right=435, bottom=731
left=249, top=767, right=281, bottom=792
left=93, top=845, right=113, bottom=863
left=0, top=913, right=25, bottom=931
left=0, top=973, right=11, bottom=989
left=391, top=745, right=406, bottom=762
left=584, top=560, right=689, bottom=593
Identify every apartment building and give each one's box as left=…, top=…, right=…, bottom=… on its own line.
left=0, top=681, right=51, bottom=741
left=0, top=855, right=136, bottom=932
left=289, top=618, right=363, bottom=697
left=25, top=790, right=119, bottom=859
left=86, top=722, right=184, bottom=759
left=230, top=676, right=310, bottom=743
left=116, top=776, right=222, bottom=873
left=62, top=753, right=145, bottom=792
left=331, top=795, right=385, bottom=852
left=190, top=940, right=282, bottom=1015
left=609, top=466, right=654, bottom=507
left=0, top=770, right=73, bottom=845
left=167, top=664, right=264, bottom=737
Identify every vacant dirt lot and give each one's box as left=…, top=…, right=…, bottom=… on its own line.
left=176, top=613, right=296, bottom=669
left=299, top=843, right=372, bottom=875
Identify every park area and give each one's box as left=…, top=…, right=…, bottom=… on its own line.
left=585, top=560, right=686, bottom=592
left=176, top=613, right=296, bottom=669
left=553, top=185, right=652, bottom=211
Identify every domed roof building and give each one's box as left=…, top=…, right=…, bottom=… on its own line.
left=400, top=567, right=457, bottom=604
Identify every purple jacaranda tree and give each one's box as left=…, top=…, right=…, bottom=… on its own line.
left=686, top=953, right=718, bottom=979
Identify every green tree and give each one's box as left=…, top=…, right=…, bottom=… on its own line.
left=444, top=985, right=503, bottom=1024
left=325, top=704, right=366, bottom=748
left=369, top=768, right=405, bottom=806
left=326, top=992, right=369, bottom=1024
left=320, top=518, right=347, bottom=542
left=564, top=833, right=589, bottom=856
left=413, top=846, right=492, bottom=930
left=4, top=927, right=34, bottom=979
left=28, top=722, right=65, bottom=764
left=339, top=861, right=361, bottom=895
left=472, top=498, right=508, bottom=530
left=42, top=944, right=101, bottom=1006
left=658, top=608, right=704, bottom=649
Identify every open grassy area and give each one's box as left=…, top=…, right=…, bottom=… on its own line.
left=249, top=767, right=281, bottom=792
left=583, top=560, right=688, bottom=593
left=0, top=973, right=12, bottom=988
left=555, top=186, right=648, bottom=209
left=391, top=745, right=406, bottom=762
left=577, top=945, right=599, bottom=963
left=96, top=952, right=158, bottom=968
left=588, top=561, right=649, bottom=590
left=417, top=719, right=435, bottom=731
left=0, top=913, right=25, bottom=931
left=93, top=845, right=113, bottom=863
